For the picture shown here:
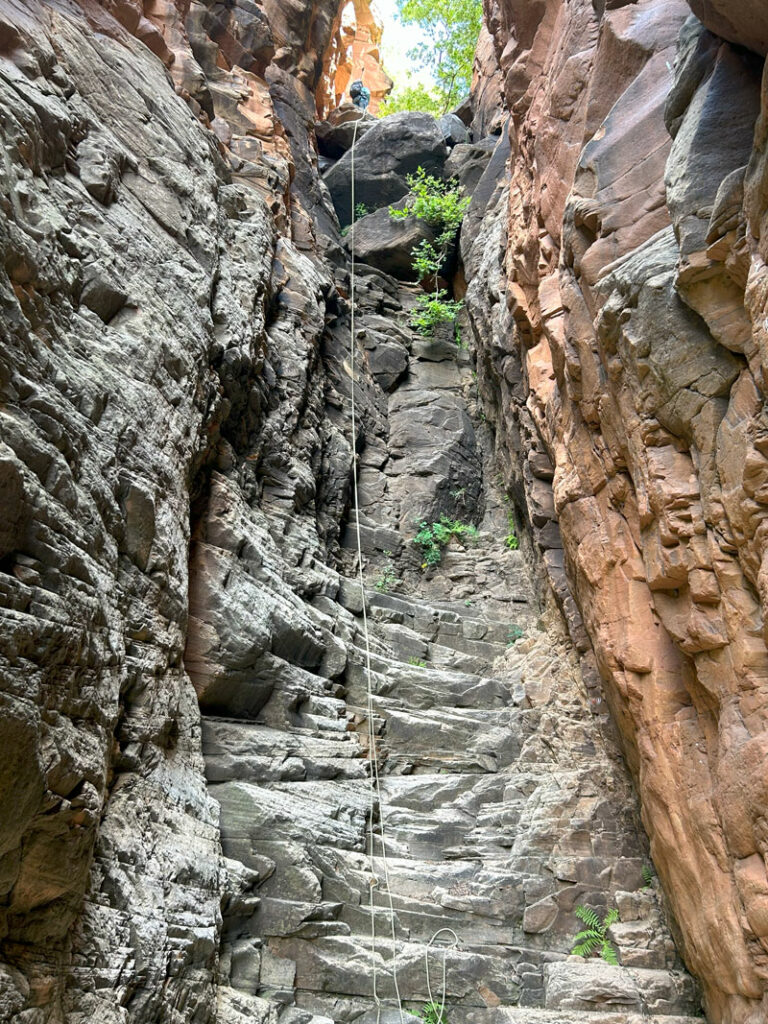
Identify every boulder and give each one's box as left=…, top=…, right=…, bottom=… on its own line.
left=316, top=105, right=377, bottom=159
left=445, top=136, right=498, bottom=197
left=324, top=111, right=448, bottom=227
left=687, top=0, right=768, bottom=54
left=439, top=113, right=470, bottom=148
left=344, top=206, right=437, bottom=280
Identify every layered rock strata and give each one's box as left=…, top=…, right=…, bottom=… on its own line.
left=0, top=0, right=347, bottom=1018
left=463, top=1, right=768, bottom=1021
left=0, top=1, right=753, bottom=1024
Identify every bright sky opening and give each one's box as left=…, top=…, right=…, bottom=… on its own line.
left=371, top=0, right=434, bottom=89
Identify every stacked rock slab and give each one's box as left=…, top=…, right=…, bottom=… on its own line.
left=200, top=257, right=702, bottom=1024
left=462, top=0, right=768, bottom=1021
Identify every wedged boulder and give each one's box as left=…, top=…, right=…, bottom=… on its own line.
left=439, top=113, right=470, bottom=148
left=324, top=111, right=448, bottom=227
left=445, top=136, right=498, bottom=198
left=344, top=206, right=436, bottom=280
left=687, top=0, right=768, bottom=55
left=316, top=105, right=377, bottom=159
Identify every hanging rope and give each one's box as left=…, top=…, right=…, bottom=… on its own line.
left=347, top=89, right=460, bottom=1024
left=425, top=929, right=460, bottom=1022
left=348, top=109, right=406, bottom=1024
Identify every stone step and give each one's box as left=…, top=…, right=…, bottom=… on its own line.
left=367, top=591, right=531, bottom=648
left=370, top=701, right=523, bottom=773
left=450, top=1011, right=705, bottom=1024
left=344, top=653, right=510, bottom=712
left=262, top=933, right=698, bottom=1016
left=202, top=718, right=366, bottom=784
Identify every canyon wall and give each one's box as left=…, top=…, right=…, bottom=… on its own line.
left=463, top=1, right=768, bottom=1022
left=0, top=0, right=353, bottom=1019
left=3, top=0, right=768, bottom=1023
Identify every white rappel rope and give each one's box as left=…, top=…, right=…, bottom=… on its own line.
left=348, top=110, right=406, bottom=1024
left=348, top=101, right=459, bottom=1024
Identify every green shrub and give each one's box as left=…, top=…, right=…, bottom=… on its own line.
left=414, top=516, right=478, bottom=569
left=390, top=170, right=469, bottom=339
left=421, top=999, right=450, bottom=1024
left=374, top=564, right=399, bottom=593
left=410, top=291, right=464, bottom=336
left=355, top=202, right=369, bottom=219
left=390, top=168, right=469, bottom=244
left=419, top=1002, right=448, bottom=1024
left=571, top=906, right=620, bottom=965
left=506, top=625, right=524, bottom=646
left=641, top=864, right=655, bottom=890
left=408, top=656, right=427, bottom=668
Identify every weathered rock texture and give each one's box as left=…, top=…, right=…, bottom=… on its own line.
left=0, top=0, right=347, bottom=1018
left=1, top=0, right=763, bottom=1022
left=318, top=0, right=392, bottom=117
left=463, top=1, right=768, bottom=1022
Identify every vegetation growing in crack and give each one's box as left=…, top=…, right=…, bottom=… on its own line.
left=390, top=169, right=469, bottom=339
left=571, top=906, right=620, bottom=965
left=506, top=625, right=524, bottom=646
left=408, top=656, right=428, bottom=667
left=413, top=516, right=478, bottom=568
left=374, top=563, right=399, bottom=593
left=410, top=292, right=464, bottom=337
left=419, top=1001, right=449, bottom=1024
left=501, top=492, right=519, bottom=550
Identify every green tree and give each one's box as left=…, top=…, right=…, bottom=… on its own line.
left=381, top=0, right=482, bottom=116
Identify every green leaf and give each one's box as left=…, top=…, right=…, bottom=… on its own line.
left=601, top=940, right=619, bottom=966
left=574, top=906, right=600, bottom=931
left=572, top=936, right=600, bottom=957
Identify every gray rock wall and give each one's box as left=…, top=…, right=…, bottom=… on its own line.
left=0, top=2, right=711, bottom=1024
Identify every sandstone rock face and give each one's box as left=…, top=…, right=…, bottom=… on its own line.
left=463, top=1, right=768, bottom=1021
left=0, top=2, right=738, bottom=1024
left=318, top=0, right=393, bottom=116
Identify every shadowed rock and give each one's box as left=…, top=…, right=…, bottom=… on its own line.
left=324, top=111, right=448, bottom=227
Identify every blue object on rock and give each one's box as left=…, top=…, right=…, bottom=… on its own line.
left=350, top=79, right=371, bottom=111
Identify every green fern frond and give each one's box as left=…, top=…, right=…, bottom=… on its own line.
left=601, top=940, right=619, bottom=966
left=604, top=908, right=620, bottom=928
left=572, top=936, right=600, bottom=957
left=574, top=905, right=600, bottom=930
left=572, top=929, right=600, bottom=945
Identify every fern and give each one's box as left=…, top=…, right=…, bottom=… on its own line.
left=571, top=905, right=620, bottom=965
left=603, top=908, right=620, bottom=928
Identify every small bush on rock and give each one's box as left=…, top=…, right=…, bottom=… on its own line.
left=374, top=564, right=399, bottom=593
left=390, top=168, right=469, bottom=241
left=419, top=1002, right=448, bottom=1024
left=410, top=291, right=464, bottom=336
left=414, top=516, right=478, bottom=568
left=391, top=169, right=469, bottom=340
left=506, top=625, right=524, bottom=645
